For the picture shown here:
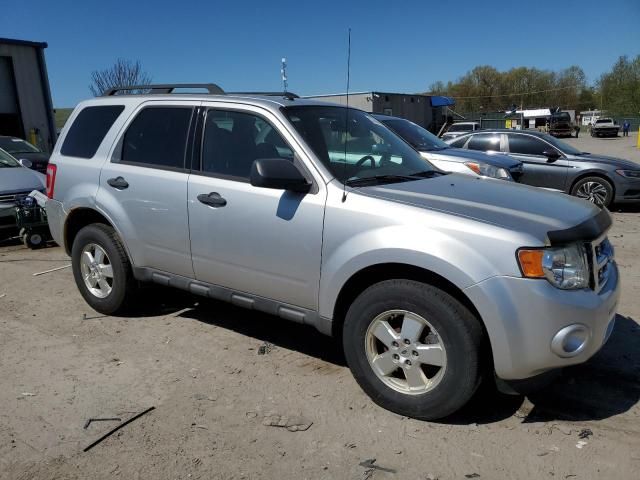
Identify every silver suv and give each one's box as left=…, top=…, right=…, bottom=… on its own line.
left=46, top=84, right=620, bottom=420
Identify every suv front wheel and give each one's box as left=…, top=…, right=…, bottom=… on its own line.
left=71, top=223, right=137, bottom=315
left=343, top=280, right=484, bottom=420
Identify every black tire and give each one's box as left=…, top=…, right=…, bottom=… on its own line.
left=570, top=176, right=614, bottom=208
left=342, top=280, right=484, bottom=420
left=71, top=223, right=136, bottom=315
left=23, top=232, right=45, bottom=249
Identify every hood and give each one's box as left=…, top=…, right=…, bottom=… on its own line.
left=423, top=148, right=521, bottom=169
left=568, top=153, right=640, bottom=170
left=357, top=173, right=603, bottom=244
left=0, top=167, right=46, bottom=195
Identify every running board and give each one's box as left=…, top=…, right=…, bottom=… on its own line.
left=133, top=267, right=332, bottom=335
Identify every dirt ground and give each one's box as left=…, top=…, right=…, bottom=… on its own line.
left=1, top=135, right=640, bottom=480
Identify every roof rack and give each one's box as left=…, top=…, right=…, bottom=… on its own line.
left=227, top=91, right=299, bottom=100
left=102, top=83, right=225, bottom=96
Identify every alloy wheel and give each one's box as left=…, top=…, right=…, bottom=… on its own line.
left=80, top=243, right=114, bottom=298
left=575, top=181, right=608, bottom=206
left=364, top=309, right=447, bottom=395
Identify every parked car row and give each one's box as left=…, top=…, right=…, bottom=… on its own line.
left=445, top=129, right=640, bottom=207
left=43, top=85, right=621, bottom=421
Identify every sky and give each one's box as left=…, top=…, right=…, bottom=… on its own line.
left=2, top=0, right=639, bottom=107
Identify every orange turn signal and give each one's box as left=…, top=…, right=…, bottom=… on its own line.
left=517, top=249, right=545, bottom=278
left=464, top=162, right=481, bottom=175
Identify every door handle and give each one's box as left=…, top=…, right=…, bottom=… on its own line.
left=107, top=176, right=129, bottom=190
left=197, top=192, right=227, bottom=208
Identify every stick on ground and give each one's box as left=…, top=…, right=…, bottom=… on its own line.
left=83, top=407, right=155, bottom=452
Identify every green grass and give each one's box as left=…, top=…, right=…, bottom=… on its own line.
left=54, top=108, right=74, bottom=130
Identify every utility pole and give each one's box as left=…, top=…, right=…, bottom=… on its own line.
left=281, top=58, right=288, bottom=92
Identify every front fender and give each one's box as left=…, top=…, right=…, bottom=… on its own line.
left=318, top=224, right=508, bottom=320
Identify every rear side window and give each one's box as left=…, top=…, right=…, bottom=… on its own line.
left=467, top=134, right=501, bottom=152
left=61, top=105, right=124, bottom=158
left=449, top=137, right=468, bottom=148
left=507, top=135, right=548, bottom=156
left=121, top=107, right=192, bottom=169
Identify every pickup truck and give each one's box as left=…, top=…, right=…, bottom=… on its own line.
left=590, top=118, right=620, bottom=138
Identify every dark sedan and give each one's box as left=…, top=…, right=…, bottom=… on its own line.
left=0, top=136, right=49, bottom=173
left=446, top=129, right=640, bottom=207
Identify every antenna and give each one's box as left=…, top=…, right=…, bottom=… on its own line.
left=341, top=28, right=351, bottom=203
left=281, top=57, right=288, bottom=92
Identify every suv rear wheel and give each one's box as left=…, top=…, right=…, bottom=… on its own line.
left=343, top=280, right=484, bottom=420
left=71, top=224, right=137, bottom=315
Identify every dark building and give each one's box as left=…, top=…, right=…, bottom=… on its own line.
left=304, top=92, right=454, bottom=133
left=0, top=37, right=55, bottom=153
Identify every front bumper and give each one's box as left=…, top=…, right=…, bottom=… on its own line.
left=0, top=203, right=18, bottom=235
left=464, top=262, right=620, bottom=380
left=44, top=199, right=66, bottom=249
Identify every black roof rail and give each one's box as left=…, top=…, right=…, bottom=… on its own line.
left=227, top=91, right=299, bottom=100
left=102, top=83, right=225, bottom=96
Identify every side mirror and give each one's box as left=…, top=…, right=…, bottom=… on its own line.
left=543, top=149, right=561, bottom=161
left=250, top=158, right=311, bottom=193
left=19, top=158, right=33, bottom=169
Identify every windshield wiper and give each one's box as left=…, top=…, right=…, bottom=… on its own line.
left=409, top=170, right=445, bottom=178
left=345, top=174, right=421, bottom=186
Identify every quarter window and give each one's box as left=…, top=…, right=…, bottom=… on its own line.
left=61, top=105, right=124, bottom=158
left=448, top=137, right=468, bottom=148
left=467, top=134, right=501, bottom=152
left=507, top=135, right=548, bottom=156
left=201, top=110, right=293, bottom=180
left=121, top=107, right=192, bottom=169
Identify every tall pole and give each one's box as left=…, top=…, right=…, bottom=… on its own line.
left=281, top=58, right=288, bottom=92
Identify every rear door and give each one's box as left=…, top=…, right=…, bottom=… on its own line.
left=96, top=101, right=197, bottom=277
left=187, top=103, right=326, bottom=310
left=505, top=133, right=568, bottom=190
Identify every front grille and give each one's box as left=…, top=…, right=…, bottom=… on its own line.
left=0, top=191, right=30, bottom=204
left=588, top=236, right=614, bottom=293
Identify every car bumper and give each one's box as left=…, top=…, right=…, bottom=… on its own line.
left=614, top=175, right=640, bottom=203
left=464, top=263, right=620, bottom=380
left=45, top=199, right=66, bottom=249
left=0, top=203, right=18, bottom=236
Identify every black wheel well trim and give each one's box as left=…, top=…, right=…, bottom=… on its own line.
left=64, top=207, right=134, bottom=265
left=569, top=171, right=615, bottom=196
left=331, top=262, right=487, bottom=337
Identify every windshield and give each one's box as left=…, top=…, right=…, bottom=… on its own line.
left=551, top=113, right=571, bottom=123
left=0, top=137, right=40, bottom=154
left=0, top=149, right=21, bottom=168
left=381, top=118, right=449, bottom=151
left=542, top=134, right=584, bottom=155
left=448, top=124, right=473, bottom=132
left=282, top=106, right=438, bottom=183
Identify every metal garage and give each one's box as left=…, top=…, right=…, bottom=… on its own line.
left=0, top=38, right=55, bottom=153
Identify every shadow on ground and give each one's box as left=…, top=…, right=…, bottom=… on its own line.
left=118, top=288, right=640, bottom=425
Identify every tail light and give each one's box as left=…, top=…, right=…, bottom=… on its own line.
left=46, top=164, right=57, bottom=199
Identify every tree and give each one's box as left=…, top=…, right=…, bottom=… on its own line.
left=597, top=55, right=640, bottom=116
left=89, top=59, right=152, bottom=96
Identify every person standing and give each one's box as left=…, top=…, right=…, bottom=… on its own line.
left=623, top=120, right=631, bottom=137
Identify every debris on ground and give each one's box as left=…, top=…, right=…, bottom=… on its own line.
left=21, top=392, right=36, bottom=396
left=262, top=414, right=312, bottom=432
left=576, top=440, right=588, bottom=449
left=552, top=424, right=573, bottom=435
left=32, top=264, right=71, bottom=276
left=83, top=417, right=122, bottom=429
left=358, top=458, right=396, bottom=474
left=83, top=406, right=155, bottom=452
left=257, top=342, right=274, bottom=355
left=465, top=474, right=481, bottom=479
left=0, top=293, right=6, bottom=299
left=578, top=428, right=593, bottom=439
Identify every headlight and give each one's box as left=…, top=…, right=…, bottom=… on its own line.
left=464, top=162, right=512, bottom=180
left=616, top=169, right=640, bottom=178
left=517, top=244, right=589, bottom=289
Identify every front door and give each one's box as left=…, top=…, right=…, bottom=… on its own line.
left=97, top=102, right=197, bottom=277
left=505, top=133, right=569, bottom=190
left=187, top=105, right=325, bottom=310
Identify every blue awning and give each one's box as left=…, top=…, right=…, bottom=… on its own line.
left=430, top=96, right=455, bottom=107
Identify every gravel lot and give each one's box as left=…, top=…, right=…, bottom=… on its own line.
left=1, top=134, right=640, bottom=479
